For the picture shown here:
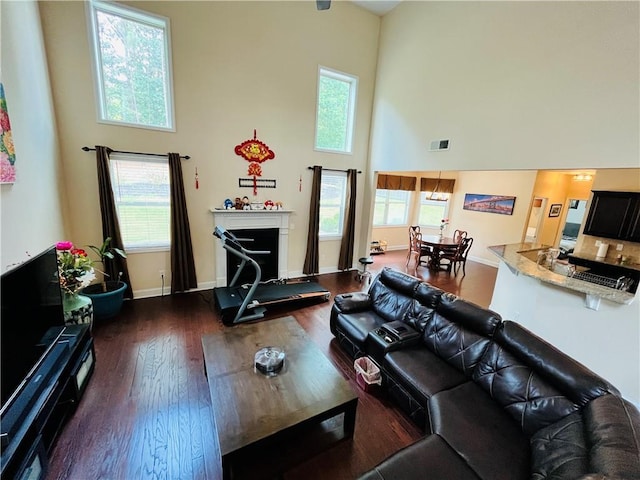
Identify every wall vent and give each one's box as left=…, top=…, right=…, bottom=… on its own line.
left=429, top=139, right=450, bottom=151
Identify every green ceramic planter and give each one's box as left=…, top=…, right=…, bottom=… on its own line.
left=81, top=281, right=127, bottom=320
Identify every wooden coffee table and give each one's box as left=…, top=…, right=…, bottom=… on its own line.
left=201, top=316, right=358, bottom=479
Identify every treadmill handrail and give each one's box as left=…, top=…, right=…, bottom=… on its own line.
left=241, top=248, right=270, bottom=255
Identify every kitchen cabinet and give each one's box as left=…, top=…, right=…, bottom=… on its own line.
left=583, top=191, right=640, bottom=241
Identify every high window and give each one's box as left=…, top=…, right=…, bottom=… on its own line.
left=373, top=190, right=411, bottom=226
left=315, top=67, right=358, bottom=154
left=109, top=153, right=171, bottom=251
left=87, top=0, right=175, bottom=131
left=319, top=171, right=347, bottom=238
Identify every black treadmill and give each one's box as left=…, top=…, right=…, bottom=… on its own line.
left=212, top=226, right=330, bottom=325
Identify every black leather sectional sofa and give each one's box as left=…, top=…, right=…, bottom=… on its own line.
left=330, top=267, right=640, bottom=480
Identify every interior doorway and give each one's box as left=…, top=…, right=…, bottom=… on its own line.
left=558, top=198, right=588, bottom=253
left=524, top=197, right=547, bottom=242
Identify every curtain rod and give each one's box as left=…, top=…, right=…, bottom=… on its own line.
left=81, top=146, right=190, bottom=160
left=307, top=166, right=361, bottom=174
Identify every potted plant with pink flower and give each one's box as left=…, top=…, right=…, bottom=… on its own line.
left=56, top=241, right=96, bottom=324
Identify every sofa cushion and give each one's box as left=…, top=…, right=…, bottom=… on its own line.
left=404, top=282, right=444, bottom=332
left=375, top=267, right=421, bottom=296
left=435, top=293, right=502, bottom=337
left=583, top=394, right=640, bottom=479
left=369, top=268, right=420, bottom=323
left=383, top=347, right=468, bottom=429
left=472, top=339, right=578, bottom=436
left=429, top=381, right=531, bottom=480
left=496, top=321, right=618, bottom=405
left=357, top=434, right=482, bottom=480
left=530, top=411, right=589, bottom=480
left=422, top=311, right=494, bottom=377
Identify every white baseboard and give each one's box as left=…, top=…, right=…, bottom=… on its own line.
left=133, top=281, right=216, bottom=299
left=468, top=255, right=499, bottom=268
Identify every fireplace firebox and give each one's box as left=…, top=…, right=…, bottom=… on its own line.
left=227, top=228, right=279, bottom=285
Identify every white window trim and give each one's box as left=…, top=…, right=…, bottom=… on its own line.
left=314, top=66, right=358, bottom=155
left=86, top=0, right=176, bottom=132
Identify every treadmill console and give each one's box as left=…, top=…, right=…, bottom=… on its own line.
left=213, top=226, right=244, bottom=253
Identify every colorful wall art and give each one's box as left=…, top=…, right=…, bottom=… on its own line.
left=0, top=83, right=16, bottom=184
left=463, top=193, right=516, bottom=215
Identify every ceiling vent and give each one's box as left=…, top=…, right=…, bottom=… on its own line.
left=429, top=139, right=450, bottom=151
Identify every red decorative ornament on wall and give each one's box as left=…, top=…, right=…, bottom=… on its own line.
left=235, top=130, right=275, bottom=195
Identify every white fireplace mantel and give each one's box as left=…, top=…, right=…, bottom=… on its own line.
left=210, top=209, right=293, bottom=286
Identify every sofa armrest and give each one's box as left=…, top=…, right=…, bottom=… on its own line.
left=334, top=292, right=372, bottom=313
left=365, top=325, right=421, bottom=364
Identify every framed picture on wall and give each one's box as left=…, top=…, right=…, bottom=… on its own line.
left=463, top=193, right=516, bottom=215
left=549, top=204, right=562, bottom=217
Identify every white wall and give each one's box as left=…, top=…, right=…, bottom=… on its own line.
left=0, top=0, right=67, bottom=270
left=38, top=1, right=380, bottom=293
left=371, top=2, right=639, bottom=173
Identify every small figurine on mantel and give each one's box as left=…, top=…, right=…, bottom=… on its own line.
left=234, top=197, right=243, bottom=210
left=242, top=196, right=251, bottom=210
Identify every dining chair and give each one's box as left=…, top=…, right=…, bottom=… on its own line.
left=406, top=226, right=421, bottom=266
left=453, top=229, right=468, bottom=243
left=440, top=237, right=473, bottom=275
left=407, top=228, right=432, bottom=267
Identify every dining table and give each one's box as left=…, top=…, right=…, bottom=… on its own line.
left=420, top=235, right=461, bottom=271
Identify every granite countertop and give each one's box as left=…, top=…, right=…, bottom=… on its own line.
left=488, top=243, right=637, bottom=305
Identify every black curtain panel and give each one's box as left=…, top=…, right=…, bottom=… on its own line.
left=168, top=152, right=197, bottom=294
left=95, top=145, right=133, bottom=298
left=303, top=165, right=322, bottom=275
left=338, top=168, right=357, bottom=271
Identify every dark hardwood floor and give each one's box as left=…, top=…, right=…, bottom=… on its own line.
left=46, top=250, right=497, bottom=480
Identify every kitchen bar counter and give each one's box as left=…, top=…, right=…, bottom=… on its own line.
left=488, top=243, right=636, bottom=305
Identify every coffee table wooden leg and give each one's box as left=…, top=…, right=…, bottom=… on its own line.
left=343, top=398, right=358, bottom=438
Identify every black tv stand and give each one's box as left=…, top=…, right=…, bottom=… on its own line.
left=0, top=324, right=95, bottom=480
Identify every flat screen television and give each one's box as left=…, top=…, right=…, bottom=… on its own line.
left=1, top=246, right=65, bottom=413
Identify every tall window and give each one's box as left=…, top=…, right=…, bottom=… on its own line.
left=87, top=0, right=175, bottom=131
left=373, top=190, right=410, bottom=226
left=319, top=171, right=347, bottom=237
left=419, top=197, right=450, bottom=227
left=109, top=153, right=171, bottom=251
left=315, top=67, right=358, bottom=154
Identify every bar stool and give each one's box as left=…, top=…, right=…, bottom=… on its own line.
left=356, top=256, right=374, bottom=284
